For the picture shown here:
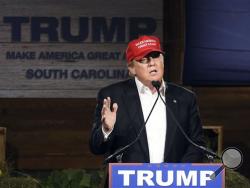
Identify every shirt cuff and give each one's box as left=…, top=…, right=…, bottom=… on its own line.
left=102, top=125, right=113, bottom=141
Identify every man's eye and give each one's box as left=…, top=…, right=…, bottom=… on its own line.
left=140, top=58, right=148, bottom=64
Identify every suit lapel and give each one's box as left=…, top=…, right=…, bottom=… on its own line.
left=164, top=86, right=178, bottom=161
left=122, top=79, right=150, bottom=162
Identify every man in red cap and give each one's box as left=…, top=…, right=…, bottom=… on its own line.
left=90, top=35, right=205, bottom=166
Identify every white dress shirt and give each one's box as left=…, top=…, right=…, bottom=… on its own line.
left=135, top=77, right=167, bottom=163
left=102, top=78, right=167, bottom=163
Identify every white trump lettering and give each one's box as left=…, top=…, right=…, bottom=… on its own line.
left=156, top=170, right=174, bottom=186
left=118, top=170, right=135, bottom=186
left=137, top=170, right=154, bottom=186
left=177, top=170, right=197, bottom=186
left=117, top=169, right=215, bottom=187
left=200, top=171, right=214, bottom=186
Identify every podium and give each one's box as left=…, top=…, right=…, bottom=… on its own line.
left=109, top=163, right=225, bottom=188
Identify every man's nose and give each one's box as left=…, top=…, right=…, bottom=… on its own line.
left=148, top=57, right=156, bottom=66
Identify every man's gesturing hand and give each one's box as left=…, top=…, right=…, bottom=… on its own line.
left=101, top=97, right=118, bottom=132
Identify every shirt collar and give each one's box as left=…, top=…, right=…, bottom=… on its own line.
left=135, top=77, right=166, bottom=96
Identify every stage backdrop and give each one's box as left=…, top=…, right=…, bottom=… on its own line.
left=0, top=0, right=163, bottom=98
left=183, top=0, right=250, bottom=85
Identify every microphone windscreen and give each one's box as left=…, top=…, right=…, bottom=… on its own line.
left=151, top=81, right=161, bottom=90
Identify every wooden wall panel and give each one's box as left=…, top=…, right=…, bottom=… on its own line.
left=194, top=87, right=250, bottom=177
left=194, top=87, right=250, bottom=130
left=0, top=98, right=103, bottom=169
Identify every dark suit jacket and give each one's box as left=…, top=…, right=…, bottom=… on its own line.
left=89, top=78, right=205, bottom=163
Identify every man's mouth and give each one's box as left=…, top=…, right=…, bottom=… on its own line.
left=149, top=70, right=157, bottom=75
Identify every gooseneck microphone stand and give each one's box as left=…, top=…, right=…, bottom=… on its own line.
left=151, top=80, right=220, bottom=162
left=103, top=88, right=160, bottom=164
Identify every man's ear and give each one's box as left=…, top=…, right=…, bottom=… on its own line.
left=128, top=63, right=136, bottom=76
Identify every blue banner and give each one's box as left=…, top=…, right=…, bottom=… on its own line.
left=183, top=0, right=250, bottom=85
left=109, top=163, right=224, bottom=188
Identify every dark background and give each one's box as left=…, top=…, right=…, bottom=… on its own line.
left=183, top=0, right=250, bottom=85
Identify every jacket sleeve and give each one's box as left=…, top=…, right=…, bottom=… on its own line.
left=89, top=89, right=115, bottom=155
left=181, top=93, right=206, bottom=163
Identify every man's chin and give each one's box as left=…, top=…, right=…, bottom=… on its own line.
left=150, top=76, right=163, bottom=82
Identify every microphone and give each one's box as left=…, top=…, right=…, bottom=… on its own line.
left=153, top=81, right=243, bottom=180
left=152, top=80, right=220, bottom=160
left=103, top=85, right=161, bottom=164
left=152, top=80, right=161, bottom=91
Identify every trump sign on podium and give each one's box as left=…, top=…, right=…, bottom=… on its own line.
left=109, top=163, right=225, bottom=188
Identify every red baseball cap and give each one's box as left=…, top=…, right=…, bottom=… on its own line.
left=126, top=35, right=163, bottom=63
